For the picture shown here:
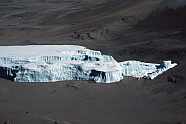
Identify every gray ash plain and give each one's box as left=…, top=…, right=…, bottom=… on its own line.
left=0, top=0, right=186, bottom=124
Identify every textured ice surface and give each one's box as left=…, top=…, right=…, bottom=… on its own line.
left=0, top=45, right=177, bottom=83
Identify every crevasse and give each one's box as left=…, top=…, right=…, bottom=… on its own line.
left=0, top=45, right=177, bottom=83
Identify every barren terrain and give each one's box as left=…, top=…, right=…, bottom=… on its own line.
left=0, top=0, right=186, bottom=124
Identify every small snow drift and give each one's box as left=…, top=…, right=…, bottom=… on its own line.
left=0, top=45, right=177, bottom=83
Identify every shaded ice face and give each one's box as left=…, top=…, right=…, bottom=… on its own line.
left=0, top=45, right=177, bottom=83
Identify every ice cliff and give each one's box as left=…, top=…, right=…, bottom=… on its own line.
left=0, top=45, right=177, bottom=83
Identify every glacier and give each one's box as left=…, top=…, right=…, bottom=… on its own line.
left=0, top=45, right=177, bottom=83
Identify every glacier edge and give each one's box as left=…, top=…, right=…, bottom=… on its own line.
left=0, top=45, right=177, bottom=83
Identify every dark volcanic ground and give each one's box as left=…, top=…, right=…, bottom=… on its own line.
left=0, top=0, right=186, bottom=124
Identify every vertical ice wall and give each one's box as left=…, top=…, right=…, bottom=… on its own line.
left=0, top=45, right=177, bottom=83
left=120, top=60, right=177, bottom=79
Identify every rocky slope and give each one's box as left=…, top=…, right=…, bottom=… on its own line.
left=0, top=0, right=186, bottom=124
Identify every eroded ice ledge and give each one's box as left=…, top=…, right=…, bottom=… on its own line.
left=0, top=45, right=177, bottom=83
